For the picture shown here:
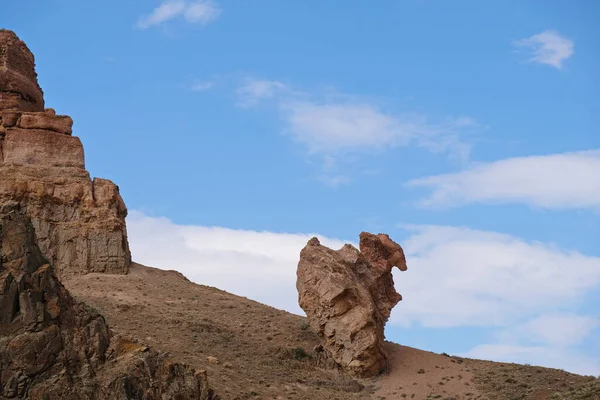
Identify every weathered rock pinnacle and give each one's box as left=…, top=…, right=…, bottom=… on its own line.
left=296, top=232, right=407, bottom=377
left=0, top=30, right=131, bottom=278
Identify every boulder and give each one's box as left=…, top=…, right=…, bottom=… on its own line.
left=296, top=233, right=407, bottom=377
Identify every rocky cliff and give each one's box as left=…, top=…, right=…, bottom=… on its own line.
left=296, top=233, right=407, bottom=377
left=0, top=29, right=130, bottom=279
left=0, top=206, right=214, bottom=399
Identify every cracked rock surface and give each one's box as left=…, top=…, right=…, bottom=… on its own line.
left=296, top=232, right=407, bottom=377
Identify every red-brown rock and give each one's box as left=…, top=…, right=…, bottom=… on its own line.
left=0, top=30, right=130, bottom=278
left=296, top=232, right=407, bottom=377
left=3, top=128, right=84, bottom=167
left=18, top=112, right=73, bottom=135
left=0, top=29, right=44, bottom=112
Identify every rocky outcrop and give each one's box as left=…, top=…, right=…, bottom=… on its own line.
left=0, top=206, right=215, bottom=399
left=296, top=232, right=407, bottom=377
left=0, top=29, right=130, bottom=279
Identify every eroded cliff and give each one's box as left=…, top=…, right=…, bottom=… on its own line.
left=0, top=29, right=130, bottom=279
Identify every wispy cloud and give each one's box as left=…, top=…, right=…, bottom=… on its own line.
left=282, top=101, right=475, bottom=161
left=236, top=78, right=288, bottom=107
left=183, top=1, right=221, bottom=24
left=237, top=78, right=477, bottom=163
left=137, top=0, right=221, bottom=30
left=127, top=212, right=600, bottom=374
left=514, top=30, right=574, bottom=69
left=407, top=149, right=600, bottom=211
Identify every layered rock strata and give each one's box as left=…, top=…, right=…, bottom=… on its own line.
left=0, top=29, right=130, bottom=279
left=0, top=207, right=215, bottom=399
left=296, top=232, right=407, bottom=377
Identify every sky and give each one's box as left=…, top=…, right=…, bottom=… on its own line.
left=3, top=0, right=599, bottom=375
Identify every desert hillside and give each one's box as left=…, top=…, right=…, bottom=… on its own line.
left=2, top=2, right=600, bottom=397
left=65, top=264, right=599, bottom=400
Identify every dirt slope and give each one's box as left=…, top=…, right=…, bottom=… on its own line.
left=64, top=263, right=599, bottom=400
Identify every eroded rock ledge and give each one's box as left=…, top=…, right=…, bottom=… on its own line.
left=296, top=232, right=407, bottom=377
left=0, top=207, right=215, bottom=399
left=0, top=29, right=130, bottom=279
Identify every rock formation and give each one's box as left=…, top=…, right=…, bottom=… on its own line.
left=296, top=232, right=407, bottom=377
left=0, top=29, right=130, bottom=279
left=0, top=206, right=215, bottom=399
left=0, top=30, right=44, bottom=112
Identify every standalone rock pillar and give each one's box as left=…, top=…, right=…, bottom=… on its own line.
left=296, top=232, right=407, bottom=377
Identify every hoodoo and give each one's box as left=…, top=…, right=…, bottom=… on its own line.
left=296, top=232, right=407, bottom=377
left=0, top=29, right=130, bottom=279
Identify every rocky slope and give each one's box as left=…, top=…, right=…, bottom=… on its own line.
left=0, top=29, right=130, bottom=280
left=0, top=206, right=214, bottom=399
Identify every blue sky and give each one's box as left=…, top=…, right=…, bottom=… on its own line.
left=4, top=1, right=599, bottom=375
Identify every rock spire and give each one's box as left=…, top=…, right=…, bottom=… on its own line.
left=296, top=232, right=407, bottom=377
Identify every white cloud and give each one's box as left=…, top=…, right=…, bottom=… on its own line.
left=126, top=212, right=600, bottom=374
left=392, top=225, right=600, bottom=327
left=126, top=211, right=348, bottom=314
left=395, top=226, right=600, bottom=375
left=407, top=149, right=600, bottom=211
left=236, top=79, right=288, bottom=107
left=283, top=102, right=473, bottom=160
left=183, top=1, right=221, bottom=23
left=137, top=0, right=220, bottom=30
left=237, top=78, right=476, bottom=161
left=128, top=212, right=600, bottom=329
left=514, top=30, right=574, bottom=69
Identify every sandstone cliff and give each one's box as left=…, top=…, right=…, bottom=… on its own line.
left=0, top=29, right=130, bottom=279
left=296, top=233, right=407, bottom=377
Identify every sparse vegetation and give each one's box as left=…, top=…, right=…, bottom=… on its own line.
left=292, top=347, right=311, bottom=360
